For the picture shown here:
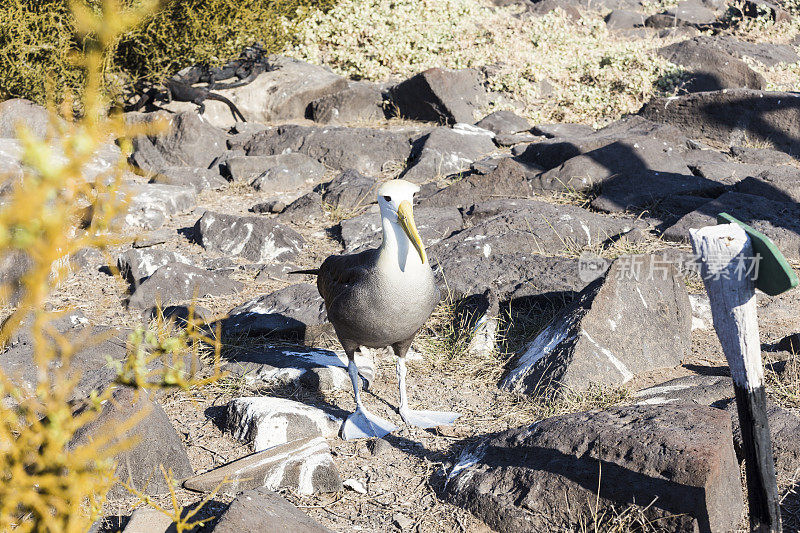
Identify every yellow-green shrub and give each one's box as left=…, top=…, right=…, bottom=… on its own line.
left=0, top=2, right=224, bottom=530
left=0, top=0, right=335, bottom=106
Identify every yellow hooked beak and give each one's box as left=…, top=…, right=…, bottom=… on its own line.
left=397, top=200, right=427, bottom=264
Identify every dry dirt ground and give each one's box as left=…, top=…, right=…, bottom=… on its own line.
left=39, top=118, right=800, bottom=532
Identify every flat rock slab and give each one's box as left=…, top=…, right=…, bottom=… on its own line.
left=149, top=166, right=228, bottom=192
left=223, top=345, right=375, bottom=393
left=430, top=199, right=642, bottom=275
left=222, top=283, right=328, bottom=342
left=697, top=35, right=800, bottom=67
left=658, top=37, right=764, bottom=93
left=124, top=182, right=197, bottom=230
left=417, top=157, right=535, bottom=210
left=502, top=254, right=691, bottom=396
left=117, top=248, right=192, bottom=285
left=341, top=205, right=462, bottom=253
left=183, top=436, right=342, bottom=496
left=640, top=89, right=800, bottom=156
left=309, top=80, right=386, bottom=125
left=127, top=262, right=242, bottom=309
left=446, top=404, right=743, bottom=533
left=224, top=153, right=325, bottom=192
left=645, top=1, right=718, bottom=27
left=402, top=125, right=497, bottom=183
left=129, top=110, right=228, bottom=172
left=71, top=388, right=194, bottom=499
left=662, top=191, right=800, bottom=260
left=0, top=98, right=51, bottom=138
left=194, top=210, right=304, bottom=263
left=244, top=124, right=411, bottom=176
left=388, top=67, right=487, bottom=124
left=475, top=110, right=532, bottom=135
left=121, top=508, right=174, bottom=533
left=213, top=487, right=333, bottom=533
left=227, top=396, right=342, bottom=451
left=633, top=374, right=734, bottom=406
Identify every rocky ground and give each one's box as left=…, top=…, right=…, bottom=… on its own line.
left=4, top=0, right=800, bottom=531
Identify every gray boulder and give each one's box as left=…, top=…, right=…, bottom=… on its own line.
left=502, top=254, right=691, bottom=396
left=129, top=111, right=228, bottom=172
left=402, top=125, right=496, bottom=183
left=475, top=110, right=532, bottom=135
left=123, top=183, right=197, bottom=230
left=317, top=169, right=378, bottom=212
left=193, top=210, right=304, bottom=262
left=446, top=404, right=743, bottom=533
left=309, top=80, right=386, bottom=124
left=117, top=248, right=192, bottom=285
left=244, top=124, right=411, bottom=176
left=645, top=1, right=719, bottom=27
left=226, top=397, right=341, bottom=451
left=149, top=166, right=228, bottom=192
left=604, top=9, right=646, bottom=28
left=388, top=67, right=488, bottom=124
left=222, top=283, right=328, bottom=341
left=224, top=153, right=325, bottom=191
left=0, top=98, right=51, bottom=139
left=640, top=89, right=800, bottom=155
left=127, top=262, right=242, bottom=309
left=213, top=487, right=333, bottom=533
left=633, top=374, right=734, bottom=407
left=70, top=387, right=194, bottom=499
left=183, top=436, right=342, bottom=495
left=658, top=37, right=764, bottom=93
left=730, top=145, right=797, bottom=165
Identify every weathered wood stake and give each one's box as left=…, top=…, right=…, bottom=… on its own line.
left=689, top=223, right=781, bottom=533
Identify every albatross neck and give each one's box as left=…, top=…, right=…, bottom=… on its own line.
left=378, top=212, right=424, bottom=274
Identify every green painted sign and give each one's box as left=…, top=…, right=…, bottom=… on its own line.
left=717, top=212, right=799, bottom=296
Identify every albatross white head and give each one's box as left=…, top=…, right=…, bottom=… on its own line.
left=376, top=179, right=427, bottom=272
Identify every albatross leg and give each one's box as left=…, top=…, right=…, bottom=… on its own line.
left=396, top=356, right=460, bottom=429
left=342, top=358, right=398, bottom=440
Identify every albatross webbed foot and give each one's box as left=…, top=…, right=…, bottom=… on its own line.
left=399, top=407, right=460, bottom=429
left=342, top=406, right=398, bottom=440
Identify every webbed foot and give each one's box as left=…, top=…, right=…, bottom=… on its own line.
left=342, top=406, right=398, bottom=440
left=399, top=407, right=460, bottom=429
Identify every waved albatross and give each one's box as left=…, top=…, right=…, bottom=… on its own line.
left=297, top=179, right=460, bottom=439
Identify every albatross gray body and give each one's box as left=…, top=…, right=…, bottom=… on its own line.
left=318, top=248, right=440, bottom=350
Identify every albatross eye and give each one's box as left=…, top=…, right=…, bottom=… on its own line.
left=383, top=195, right=392, bottom=202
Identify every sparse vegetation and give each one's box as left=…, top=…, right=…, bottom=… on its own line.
left=288, top=0, right=684, bottom=126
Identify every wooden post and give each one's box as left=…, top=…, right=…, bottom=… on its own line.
left=689, top=223, right=781, bottom=532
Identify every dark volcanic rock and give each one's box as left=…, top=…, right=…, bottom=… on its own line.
left=388, top=67, right=488, bottom=124
left=658, top=37, right=765, bottom=93
left=70, top=387, right=194, bottom=499
left=341, top=205, right=462, bottom=252
left=604, top=9, right=646, bottom=28
left=640, top=89, right=800, bottom=156
left=316, top=169, right=378, bottom=211
left=194, top=210, right=304, bottom=262
left=475, top=110, right=532, bottom=135
left=149, top=166, right=228, bottom=192
left=662, top=191, right=800, bottom=260
left=633, top=374, right=734, bottom=407
left=730, top=144, right=796, bottom=165
left=309, top=81, right=386, bottom=125
left=530, top=123, right=594, bottom=138
left=243, top=124, right=411, bottom=175
left=429, top=199, right=641, bottom=300
left=275, top=192, right=327, bottom=226
left=213, top=487, right=333, bottom=533
left=402, top=125, right=496, bottom=183
left=0, top=313, right=128, bottom=402
left=645, top=1, right=719, bottom=27
left=117, top=248, right=192, bottom=285
left=446, top=404, right=743, bottom=533
left=417, top=158, right=535, bottom=209
left=123, top=183, right=197, bottom=230
left=222, top=283, right=328, bottom=342
left=129, top=111, right=228, bottom=172
left=702, top=35, right=800, bottom=67
left=224, top=153, right=325, bottom=191
left=501, top=254, right=691, bottom=395
left=127, top=262, right=242, bottom=309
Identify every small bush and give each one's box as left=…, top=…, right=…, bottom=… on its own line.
left=0, top=0, right=335, bottom=106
